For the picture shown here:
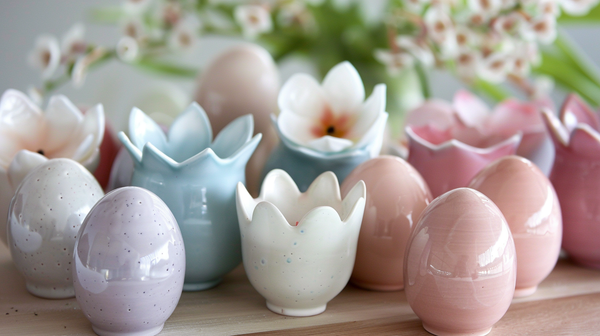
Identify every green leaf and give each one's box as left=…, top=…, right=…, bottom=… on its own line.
left=470, top=79, right=511, bottom=102
left=534, top=52, right=600, bottom=105
left=132, top=59, right=199, bottom=78
left=558, top=4, right=600, bottom=24
left=89, top=7, right=126, bottom=24
left=552, top=30, right=600, bottom=88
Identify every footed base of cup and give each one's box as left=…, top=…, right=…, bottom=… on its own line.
left=514, top=285, right=538, bottom=297
left=351, top=278, right=403, bottom=291
left=26, top=282, right=74, bottom=299
left=183, top=278, right=222, bottom=291
left=92, top=324, right=164, bottom=336
left=422, top=323, right=492, bottom=336
left=570, top=257, right=600, bottom=270
left=266, top=301, right=326, bottom=317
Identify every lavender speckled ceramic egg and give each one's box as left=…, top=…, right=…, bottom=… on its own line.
left=73, top=187, right=185, bottom=336
left=8, top=158, right=104, bottom=299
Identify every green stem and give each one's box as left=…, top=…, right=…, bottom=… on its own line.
left=470, top=79, right=511, bottom=102
left=535, top=52, right=600, bottom=105
left=554, top=29, right=600, bottom=88
left=414, top=63, right=430, bottom=99
left=132, top=58, right=199, bottom=78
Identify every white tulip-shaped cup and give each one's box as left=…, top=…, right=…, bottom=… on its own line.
left=236, top=169, right=366, bottom=317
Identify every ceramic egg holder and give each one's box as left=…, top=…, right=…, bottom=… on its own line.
left=236, top=169, right=366, bottom=316
left=73, top=187, right=185, bottom=336
left=119, top=103, right=261, bottom=291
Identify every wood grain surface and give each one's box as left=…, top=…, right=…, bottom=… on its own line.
left=1, top=243, right=600, bottom=335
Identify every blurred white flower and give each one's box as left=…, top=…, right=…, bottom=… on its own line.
left=123, top=0, right=152, bottom=15
left=160, top=0, right=183, bottom=26
left=477, top=51, right=513, bottom=83
left=467, top=0, right=502, bottom=20
left=234, top=5, right=273, bottom=39
left=522, top=15, right=557, bottom=44
left=456, top=51, right=480, bottom=80
left=396, top=36, right=435, bottom=67
left=61, top=23, right=86, bottom=56
left=28, top=34, right=61, bottom=79
left=116, top=36, right=139, bottom=62
left=559, top=0, right=599, bottom=15
left=168, top=15, right=201, bottom=50
left=493, top=13, right=523, bottom=36
left=404, top=0, right=430, bottom=13
left=374, top=49, right=414, bottom=76
left=72, top=47, right=107, bottom=88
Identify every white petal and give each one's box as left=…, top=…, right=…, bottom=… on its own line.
left=43, top=95, right=83, bottom=152
left=8, top=150, right=48, bottom=190
left=0, top=89, right=44, bottom=143
left=278, top=73, right=327, bottom=120
left=353, top=112, right=388, bottom=155
left=307, top=136, right=354, bottom=152
left=277, top=110, right=318, bottom=145
left=350, top=84, right=386, bottom=138
left=28, top=34, right=61, bottom=80
left=321, top=61, right=365, bottom=115
left=117, top=36, right=139, bottom=62
left=61, top=23, right=85, bottom=55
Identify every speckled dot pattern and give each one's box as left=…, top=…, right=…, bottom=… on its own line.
left=73, top=187, right=185, bottom=336
left=8, top=158, right=104, bottom=299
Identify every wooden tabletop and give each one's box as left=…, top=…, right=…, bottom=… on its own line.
left=1, top=243, right=600, bottom=335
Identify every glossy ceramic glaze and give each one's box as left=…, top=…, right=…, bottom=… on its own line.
left=263, top=61, right=388, bottom=192
left=237, top=169, right=366, bottom=316
left=93, top=121, right=121, bottom=190
left=340, top=156, right=432, bottom=291
left=194, top=44, right=279, bottom=197
left=469, top=156, right=562, bottom=297
left=404, top=188, right=516, bottom=336
left=542, top=95, right=600, bottom=269
left=406, top=125, right=521, bottom=198
left=119, top=103, right=261, bottom=291
left=8, top=158, right=103, bottom=298
left=73, top=187, right=185, bottom=336
left=0, top=90, right=104, bottom=246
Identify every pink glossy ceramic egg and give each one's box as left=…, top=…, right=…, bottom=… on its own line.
left=194, top=44, right=279, bottom=196
left=469, top=155, right=562, bottom=297
left=340, top=156, right=432, bottom=291
left=404, top=188, right=516, bottom=336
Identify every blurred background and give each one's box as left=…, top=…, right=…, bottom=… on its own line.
left=1, top=0, right=600, bottom=132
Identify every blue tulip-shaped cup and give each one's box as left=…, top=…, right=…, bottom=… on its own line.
left=119, top=102, right=261, bottom=291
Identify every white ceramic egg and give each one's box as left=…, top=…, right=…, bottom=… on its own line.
left=73, top=187, right=185, bottom=336
left=7, top=158, right=104, bottom=298
left=194, top=44, right=279, bottom=196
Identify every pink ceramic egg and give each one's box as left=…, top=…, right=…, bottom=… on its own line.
left=404, top=188, right=516, bottom=336
left=340, top=156, right=432, bottom=291
left=73, top=187, right=185, bottom=336
left=194, top=44, right=279, bottom=196
left=469, top=155, right=562, bottom=297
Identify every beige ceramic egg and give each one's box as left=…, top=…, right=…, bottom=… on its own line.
left=194, top=44, right=279, bottom=196
left=469, top=155, right=562, bottom=297
left=340, top=156, right=432, bottom=291
left=404, top=188, right=516, bottom=336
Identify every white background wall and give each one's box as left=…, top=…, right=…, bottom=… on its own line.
left=1, top=0, right=599, bottom=132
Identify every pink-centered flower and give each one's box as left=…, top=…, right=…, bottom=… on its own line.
left=404, top=89, right=552, bottom=157
left=277, top=61, right=388, bottom=154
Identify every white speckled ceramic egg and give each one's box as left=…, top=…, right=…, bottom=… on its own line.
left=73, top=187, right=185, bottom=336
left=7, top=158, right=104, bottom=299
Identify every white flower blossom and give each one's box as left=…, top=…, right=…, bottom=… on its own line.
left=28, top=34, right=61, bottom=80
left=61, top=23, right=86, bottom=56
left=559, top=0, right=599, bottom=15
left=477, top=51, right=513, bottom=83
left=396, top=36, right=435, bottom=67
left=374, top=49, right=414, bottom=76
left=168, top=15, right=201, bottom=50
left=116, top=36, right=139, bottom=62
left=234, top=5, right=273, bottom=39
